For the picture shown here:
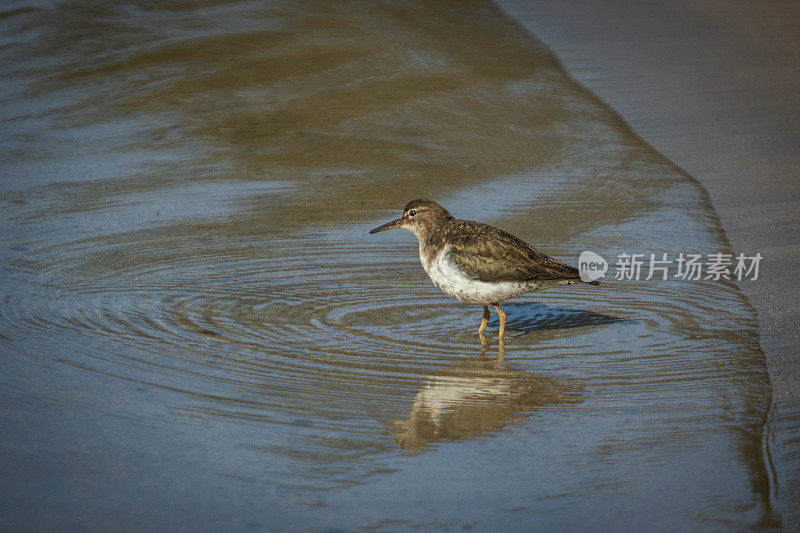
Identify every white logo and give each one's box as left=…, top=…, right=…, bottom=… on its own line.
left=578, top=251, right=608, bottom=282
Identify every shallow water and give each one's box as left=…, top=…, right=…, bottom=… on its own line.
left=0, top=0, right=777, bottom=529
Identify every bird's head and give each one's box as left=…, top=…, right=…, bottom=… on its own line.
left=369, top=199, right=452, bottom=239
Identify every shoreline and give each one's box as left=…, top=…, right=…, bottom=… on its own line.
left=495, top=0, right=800, bottom=525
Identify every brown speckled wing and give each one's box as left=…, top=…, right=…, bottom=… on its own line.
left=444, top=220, right=580, bottom=283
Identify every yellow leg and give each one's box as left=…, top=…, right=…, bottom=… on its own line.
left=478, top=305, right=490, bottom=345
left=493, top=304, right=506, bottom=340
left=478, top=305, right=490, bottom=336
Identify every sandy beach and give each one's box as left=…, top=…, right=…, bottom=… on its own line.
left=496, top=0, right=800, bottom=525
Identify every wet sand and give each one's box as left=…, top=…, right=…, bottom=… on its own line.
left=496, top=0, right=800, bottom=525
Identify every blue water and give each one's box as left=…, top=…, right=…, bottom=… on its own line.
left=0, top=1, right=776, bottom=529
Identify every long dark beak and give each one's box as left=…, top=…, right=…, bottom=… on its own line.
left=369, top=218, right=402, bottom=234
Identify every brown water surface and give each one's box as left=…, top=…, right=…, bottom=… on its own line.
left=0, top=0, right=776, bottom=529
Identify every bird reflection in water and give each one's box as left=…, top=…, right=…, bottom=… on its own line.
left=481, top=333, right=505, bottom=358
left=393, top=350, right=576, bottom=450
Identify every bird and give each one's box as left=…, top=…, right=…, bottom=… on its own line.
left=369, top=199, right=598, bottom=341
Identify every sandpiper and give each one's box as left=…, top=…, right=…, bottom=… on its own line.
left=369, top=199, right=598, bottom=341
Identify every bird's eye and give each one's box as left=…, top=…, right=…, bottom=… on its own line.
left=408, top=209, right=417, bottom=217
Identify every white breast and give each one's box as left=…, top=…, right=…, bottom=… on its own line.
left=420, top=244, right=540, bottom=304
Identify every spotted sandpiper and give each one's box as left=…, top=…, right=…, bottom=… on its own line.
left=369, top=199, right=598, bottom=341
